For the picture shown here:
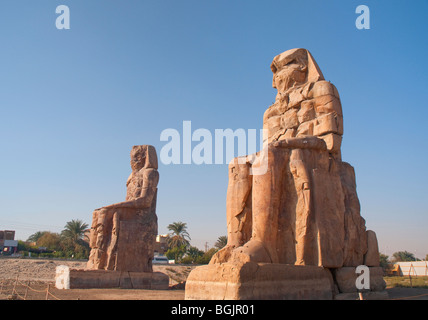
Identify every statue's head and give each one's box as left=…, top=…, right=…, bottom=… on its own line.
left=270, top=48, right=324, bottom=93
left=130, top=145, right=158, bottom=171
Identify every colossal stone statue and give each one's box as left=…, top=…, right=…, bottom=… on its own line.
left=185, top=49, right=385, bottom=300
left=56, top=146, right=169, bottom=290
left=87, top=145, right=159, bottom=272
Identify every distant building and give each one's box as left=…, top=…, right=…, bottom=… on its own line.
left=394, top=261, right=428, bottom=277
left=154, top=234, right=168, bottom=256
left=0, top=230, right=18, bottom=255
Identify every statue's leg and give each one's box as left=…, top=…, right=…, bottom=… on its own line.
left=290, top=149, right=318, bottom=266
left=87, top=208, right=114, bottom=270
left=106, top=212, right=119, bottom=270
left=211, top=157, right=252, bottom=264
left=229, top=147, right=289, bottom=263
left=226, top=157, right=253, bottom=247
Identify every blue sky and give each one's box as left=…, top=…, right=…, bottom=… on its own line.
left=0, top=1, right=427, bottom=257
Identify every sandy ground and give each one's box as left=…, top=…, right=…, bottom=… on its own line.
left=0, top=257, right=194, bottom=300
left=1, top=258, right=427, bottom=300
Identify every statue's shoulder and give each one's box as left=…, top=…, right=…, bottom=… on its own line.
left=138, top=167, right=159, bottom=181
left=307, top=80, right=340, bottom=100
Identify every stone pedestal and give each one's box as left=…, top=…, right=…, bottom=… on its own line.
left=55, top=265, right=169, bottom=290
left=185, top=262, right=335, bottom=300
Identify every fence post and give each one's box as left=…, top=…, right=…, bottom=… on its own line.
left=24, top=280, right=30, bottom=300
left=45, top=284, right=50, bottom=300
left=12, top=275, right=18, bottom=297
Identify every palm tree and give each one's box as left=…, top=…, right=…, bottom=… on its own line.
left=167, top=221, right=191, bottom=249
left=60, top=219, right=90, bottom=259
left=61, top=219, right=89, bottom=244
left=187, top=246, right=204, bottom=261
left=391, top=251, right=417, bottom=262
left=214, top=236, right=228, bottom=250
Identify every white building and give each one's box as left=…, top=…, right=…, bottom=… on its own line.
left=395, top=261, right=428, bottom=277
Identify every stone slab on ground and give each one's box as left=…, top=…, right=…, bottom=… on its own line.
left=55, top=266, right=169, bottom=290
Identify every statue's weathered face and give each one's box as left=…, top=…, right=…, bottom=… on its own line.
left=273, top=64, right=306, bottom=92
left=131, top=146, right=147, bottom=171
left=130, top=145, right=158, bottom=171
left=271, top=49, right=308, bottom=93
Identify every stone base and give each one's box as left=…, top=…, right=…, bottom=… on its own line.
left=55, top=265, right=169, bottom=290
left=185, top=262, right=336, bottom=300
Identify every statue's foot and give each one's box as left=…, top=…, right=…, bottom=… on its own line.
left=228, top=239, right=272, bottom=264
left=209, top=245, right=236, bottom=264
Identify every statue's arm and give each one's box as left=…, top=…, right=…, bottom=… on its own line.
left=98, top=169, right=159, bottom=210
left=100, top=191, right=154, bottom=210
left=126, top=173, right=133, bottom=187
left=271, top=136, right=327, bottom=151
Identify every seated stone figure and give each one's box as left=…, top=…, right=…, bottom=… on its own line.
left=212, top=48, right=363, bottom=268
left=264, top=48, right=343, bottom=158
left=87, top=145, right=159, bottom=273
left=185, top=49, right=384, bottom=300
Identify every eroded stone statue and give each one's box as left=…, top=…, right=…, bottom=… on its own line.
left=56, top=145, right=169, bottom=290
left=87, top=145, right=159, bottom=272
left=185, top=49, right=385, bottom=300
